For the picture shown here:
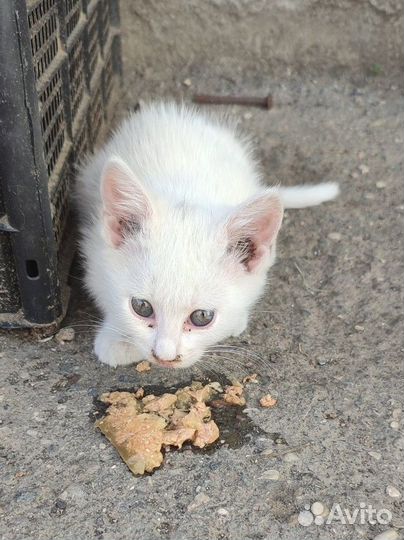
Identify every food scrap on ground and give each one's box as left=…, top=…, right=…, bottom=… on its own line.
left=134, top=387, right=144, bottom=399
left=242, top=373, right=259, bottom=384
left=55, top=327, right=75, bottom=343
left=259, top=394, right=278, bottom=408
left=96, top=379, right=279, bottom=475
left=223, top=383, right=246, bottom=406
left=135, top=360, right=151, bottom=373
left=96, top=381, right=224, bottom=475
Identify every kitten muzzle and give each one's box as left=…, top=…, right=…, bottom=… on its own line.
left=151, top=351, right=182, bottom=368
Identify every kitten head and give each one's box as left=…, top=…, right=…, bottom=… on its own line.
left=99, top=157, right=283, bottom=368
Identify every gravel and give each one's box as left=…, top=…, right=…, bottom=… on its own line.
left=386, top=486, right=401, bottom=499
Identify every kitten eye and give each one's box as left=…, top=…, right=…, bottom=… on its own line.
left=131, top=298, right=154, bottom=318
left=189, top=309, right=215, bottom=327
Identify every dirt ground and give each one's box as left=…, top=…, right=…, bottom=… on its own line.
left=1, top=1, right=404, bottom=539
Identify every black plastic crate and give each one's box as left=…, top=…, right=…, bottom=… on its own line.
left=67, top=24, right=86, bottom=123
left=88, top=73, right=105, bottom=147
left=72, top=106, right=92, bottom=162
left=0, top=0, right=122, bottom=328
left=39, top=60, right=68, bottom=177
left=99, top=0, right=111, bottom=52
left=85, top=1, right=101, bottom=89
left=65, top=0, right=83, bottom=40
left=28, top=0, right=60, bottom=80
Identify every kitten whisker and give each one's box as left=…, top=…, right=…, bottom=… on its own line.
left=206, top=347, right=274, bottom=375
left=207, top=344, right=269, bottom=364
left=215, top=345, right=271, bottom=366
left=200, top=353, right=253, bottom=378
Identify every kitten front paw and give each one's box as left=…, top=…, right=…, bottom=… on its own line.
left=94, top=327, right=141, bottom=367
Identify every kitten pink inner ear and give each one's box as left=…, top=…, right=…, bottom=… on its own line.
left=101, top=158, right=152, bottom=247
left=226, top=190, right=283, bottom=272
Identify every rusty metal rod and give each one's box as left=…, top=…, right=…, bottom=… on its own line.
left=192, top=93, right=273, bottom=110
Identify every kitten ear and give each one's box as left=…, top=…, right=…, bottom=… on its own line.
left=225, top=190, right=283, bottom=272
left=101, top=157, right=152, bottom=247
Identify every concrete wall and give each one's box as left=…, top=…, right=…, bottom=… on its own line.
left=121, top=0, right=403, bottom=88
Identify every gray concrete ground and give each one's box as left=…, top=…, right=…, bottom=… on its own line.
left=1, top=1, right=404, bottom=539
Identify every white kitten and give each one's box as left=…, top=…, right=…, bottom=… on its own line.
left=75, top=102, right=338, bottom=369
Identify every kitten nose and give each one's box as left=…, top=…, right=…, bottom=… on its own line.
left=153, top=338, right=177, bottom=362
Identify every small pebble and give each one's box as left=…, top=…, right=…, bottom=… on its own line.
left=390, top=421, right=399, bottom=430
left=55, top=327, right=75, bottom=343
left=283, top=452, right=299, bottom=463
left=393, top=437, right=404, bottom=450
left=368, top=451, right=381, bottom=460
left=182, top=78, right=192, bottom=87
left=187, top=493, right=210, bottom=512
left=217, top=508, right=229, bottom=516
left=60, top=485, right=86, bottom=502
left=386, top=486, right=401, bottom=499
left=261, top=448, right=274, bottom=456
left=359, top=164, right=369, bottom=175
left=354, top=325, right=365, bottom=332
left=351, top=171, right=359, bottom=179
left=392, top=408, right=401, bottom=420
left=243, top=112, right=252, bottom=120
left=242, top=407, right=260, bottom=414
left=275, top=436, right=287, bottom=445
left=373, top=529, right=399, bottom=540
left=317, top=358, right=328, bottom=366
left=260, top=469, right=280, bottom=481
left=376, top=181, right=386, bottom=189
left=328, top=232, right=342, bottom=242
left=53, top=498, right=67, bottom=511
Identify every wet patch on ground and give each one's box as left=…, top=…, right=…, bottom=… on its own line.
left=90, top=378, right=266, bottom=463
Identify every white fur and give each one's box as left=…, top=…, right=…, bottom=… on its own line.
left=279, top=182, right=340, bottom=209
left=75, top=102, right=339, bottom=369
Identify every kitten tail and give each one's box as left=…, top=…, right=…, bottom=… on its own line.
left=279, top=182, right=340, bottom=209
